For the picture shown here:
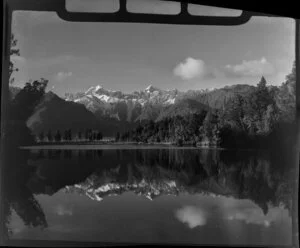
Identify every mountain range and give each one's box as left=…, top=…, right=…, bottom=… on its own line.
left=11, top=84, right=256, bottom=136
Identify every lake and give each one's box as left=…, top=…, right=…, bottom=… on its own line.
left=2, top=146, right=296, bottom=245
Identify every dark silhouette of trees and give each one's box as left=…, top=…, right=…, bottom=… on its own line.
left=9, top=33, right=20, bottom=84
left=64, top=130, right=68, bottom=141
left=115, top=132, right=120, bottom=141
left=85, top=129, right=89, bottom=140
left=68, top=129, right=72, bottom=141
left=54, top=130, right=62, bottom=142
left=38, top=131, right=45, bottom=142
left=47, top=130, right=53, bottom=142
left=10, top=79, right=48, bottom=122
left=118, top=64, right=296, bottom=150
left=63, top=129, right=72, bottom=141
left=5, top=34, right=48, bottom=147
left=96, top=131, right=103, bottom=140
left=275, top=61, right=296, bottom=122
left=78, top=131, right=82, bottom=140
left=84, top=129, right=92, bottom=141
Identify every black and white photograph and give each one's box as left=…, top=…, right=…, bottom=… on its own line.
left=1, top=0, right=299, bottom=246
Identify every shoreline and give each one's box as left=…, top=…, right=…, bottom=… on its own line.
left=19, top=142, right=266, bottom=152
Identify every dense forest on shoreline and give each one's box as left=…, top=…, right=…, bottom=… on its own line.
left=5, top=34, right=297, bottom=154
left=118, top=70, right=296, bottom=151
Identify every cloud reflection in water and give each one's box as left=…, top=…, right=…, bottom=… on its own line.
left=175, top=205, right=207, bottom=228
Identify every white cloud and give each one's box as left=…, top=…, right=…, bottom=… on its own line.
left=10, top=55, right=26, bottom=63
left=56, top=71, right=73, bottom=81
left=175, top=206, right=207, bottom=228
left=227, top=209, right=271, bottom=227
left=225, top=205, right=291, bottom=228
left=224, top=57, right=275, bottom=77
left=55, top=205, right=73, bottom=216
left=174, top=57, right=213, bottom=80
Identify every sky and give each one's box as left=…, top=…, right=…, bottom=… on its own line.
left=8, top=190, right=292, bottom=244
left=10, top=0, right=295, bottom=97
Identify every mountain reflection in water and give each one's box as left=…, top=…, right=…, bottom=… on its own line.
left=3, top=148, right=295, bottom=245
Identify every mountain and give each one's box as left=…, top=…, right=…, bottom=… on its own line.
left=156, top=99, right=209, bottom=121
left=24, top=84, right=256, bottom=136
left=26, top=91, right=101, bottom=135
left=178, top=84, right=256, bottom=109
left=65, top=85, right=181, bottom=123
left=65, top=84, right=255, bottom=124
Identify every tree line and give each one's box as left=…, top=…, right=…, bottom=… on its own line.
left=7, top=33, right=297, bottom=151
left=117, top=64, right=296, bottom=150
left=37, top=129, right=103, bottom=143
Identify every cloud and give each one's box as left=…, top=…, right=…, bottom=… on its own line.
left=175, top=206, right=207, bottom=228
left=55, top=205, right=73, bottom=216
left=173, top=57, right=214, bottom=80
left=56, top=71, right=73, bottom=81
left=227, top=208, right=271, bottom=227
left=225, top=205, right=291, bottom=228
left=224, top=57, right=275, bottom=77
left=10, top=55, right=26, bottom=63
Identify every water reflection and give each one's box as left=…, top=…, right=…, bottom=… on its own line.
left=2, top=148, right=295, bottom=244
left=175, top=206, right=207, bottom=228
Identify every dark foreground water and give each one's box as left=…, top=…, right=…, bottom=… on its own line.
left=2, top=147, right=297, bottom=245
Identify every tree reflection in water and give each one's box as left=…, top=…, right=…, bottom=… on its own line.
left=2, top=147, right=295, bottom=239
left=2, top=149, right=48, bottom=240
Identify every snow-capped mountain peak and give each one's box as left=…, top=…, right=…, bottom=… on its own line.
left=65, top=84, right=180, bottom=122
left=85, top=85, right=103, bottom=94
left=145, top=84, right=160, bottom=93
left=145, top=84, right=154, bottom=92
left=94, top=85, right=103, bottom=92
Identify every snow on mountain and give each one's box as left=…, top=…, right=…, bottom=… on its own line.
left=64, top=84, right=253, bottom=123
left=64, top=177, right=179, bottom=202
left=65, top=85, right=180, bottom=122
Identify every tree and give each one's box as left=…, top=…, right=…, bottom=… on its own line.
left=38, top=131, right=45, bottom=142
left=67, top=129, right=72, bottom=141
left=115, top=132, right=120, bottom=142
left=97, top=131, right=103, bottom=140
left=175, top=138, right=183, bottom=147
left=202, top=110, right=215, bottom=140
left=275, top=61, right=296, bottom=122
left=78, top=131, right=82, bottom=141
left=262, top=104, right=279, bottom=134
left=47, top=130, right=53, bottom=142
left=85, top=129, right=89, bottom=141
left=9, top=33, right=20, bottom=84
left=92, top=132, right=97, bottom=141
left=64, top=130, right=69, bottom=141
left=54, top=130, right=62, bottom=142
left=10, top=79, right=48, bottom=121
left=4, top=34, right=48, bottom=147
left=228, top=94, right=247, bottom=130
left=89, top=130, right=94, bottom=141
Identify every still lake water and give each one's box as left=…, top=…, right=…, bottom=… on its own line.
left=3, top=146, right=296, bottom=245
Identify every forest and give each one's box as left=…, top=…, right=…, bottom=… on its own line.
left=5, top=33, right=297, bottom=152
left=118, top=68, right=297, bottom=151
